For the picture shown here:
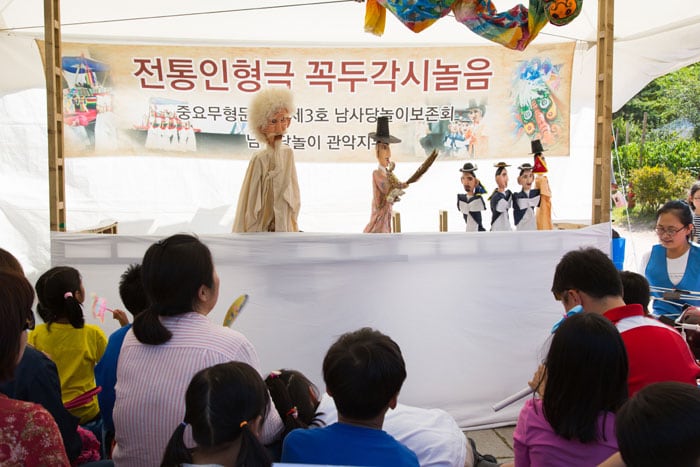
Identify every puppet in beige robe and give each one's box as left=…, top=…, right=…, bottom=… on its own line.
left=232, top=87, right=300, bottom=232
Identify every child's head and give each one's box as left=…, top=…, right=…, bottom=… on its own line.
left=35, top=266, right=85, bottom=329
left=133, top=234, right=217, bottom=345
left=119, top=263, right=148, bottom=317
left=616, top=382, right=700, bottom=467
left=620, top=270, right=651, bottom=315
left=265, top=369, right=321, bottom=434
left=0, top=271, right=34, bottom=382
left=460, top=163, right=479, bottom=194
left=161, top=361, right=271, bottom=467
left=322, top=327, right=406, bottom=421
left=539, top=312, right=628, bottom=443
left=689, top=181, right=700, bottom=213
left=656, top=199, right=693, bottom=244
left=0, top=248, right=23, bottom=275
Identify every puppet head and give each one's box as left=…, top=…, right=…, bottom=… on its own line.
left=530, top=139, right=548, bottom=174
left=248, top=87, right=295, bottom=145
left=543, top=0, right=583, bottom=27
left=517, top=163, right=535, bottom=190
left=494, top=162, right=511, bottom=189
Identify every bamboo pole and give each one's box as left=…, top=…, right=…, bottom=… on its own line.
left=591, top=0, right=614, bottom=224
left=44, top=0, right=66, bottom=231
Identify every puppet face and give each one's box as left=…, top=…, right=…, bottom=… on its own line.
left=376, top=142, right=392, bottom=168
left=518, top=170, right=534, bottom=190
left=495, top=169, right=509, bottom=190
left=461, top=172, right=478, bottom=194
left=262, top=109, right=291, bottom=143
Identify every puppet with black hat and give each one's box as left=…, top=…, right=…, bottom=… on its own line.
left=531, top=139, right=553, bottom=230
left=489, top=162, right=513, bottom=231
left=457, top=162, right=487, bottom=232
left=512, top=161, right=541, bottom=231
left=363, top=116, right=408, bottom=233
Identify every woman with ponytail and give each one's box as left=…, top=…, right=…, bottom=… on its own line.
left=29, top=266, right=107, bottom=427
left=113, top=234, right=283, bottom=466
left=161, top=362, right=272, bottom=467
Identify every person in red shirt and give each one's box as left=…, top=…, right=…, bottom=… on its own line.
left=550, top=247, right=700, bottom=395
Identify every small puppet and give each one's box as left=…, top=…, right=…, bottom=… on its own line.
left=232, top=87, right=300, bottom=233
left=489, top=162, right=513, bottom=231
left=531, top=139, right=553, bottom=230
left=512, top=162, right=541, bottom=231
left=457, top=162, right=487, bottom=232
left=364, top=116, right=408, bottom=233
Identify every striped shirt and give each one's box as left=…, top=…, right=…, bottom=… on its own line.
left=112, top=312, right=283, bottom=467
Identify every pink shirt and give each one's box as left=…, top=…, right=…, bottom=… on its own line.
left=112, top=312, right=283, bottom=467
left=513, top=399, right=617, bottom=467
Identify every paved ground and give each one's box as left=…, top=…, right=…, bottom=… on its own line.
left=465, top=426, right=515, bottom=464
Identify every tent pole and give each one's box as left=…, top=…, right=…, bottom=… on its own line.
left=591, top=0, right=614, bottom=225
left=44, top=0, right=66, bottom=232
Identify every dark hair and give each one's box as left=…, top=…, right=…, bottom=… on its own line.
left=322, top=327, right=406, bottom=420
left=35, top=266, right=85, bottom=329
left=0, top=248, right=23, bottom=274
left=0, top=271, right=35, bottom=381
left=161, top=362, right=271, bottom=467
left=616, top=382, right=700, bottom=467
left=265, top=369, right=320, bottom=436
left=689, top=181, right=700, bottom=201
left=119, top=263, right=148, bottom=317
left=537, top=313, right=628, bottom=443
left=551, top=247, right=622, bottom=299
left=657, top=199, right=693, bottom=242
left=495, top=166, right=507, bottom=177
left=133, top=234, right=214, bottom=345
left=620, top=271, right=651, bottom=314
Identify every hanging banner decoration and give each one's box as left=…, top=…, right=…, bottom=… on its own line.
left=38, top=41, right=574, bottom=162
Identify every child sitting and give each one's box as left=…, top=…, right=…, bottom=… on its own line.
left=161, top=361, right=272, bottom=466
left=281, top=327, right=419, bottom=466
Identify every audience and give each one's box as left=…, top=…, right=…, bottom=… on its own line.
left=95, top=263, right=149, bottom=458
left=266, top=369, right=469, bottom=467
left=0, top=248, right=86, bottom=461
left=508, top=313, right=627, bottom=466
left=281, top=327, right=419, bottom=466
left=551, top=247, right=700, bottom=395
left=29, top=265, right=107, bottom=439
left=0, top=270, right=70, bottom=465
left=111, top=234, right=283, bottom=466
left=161, top=361, right=272, bottom=467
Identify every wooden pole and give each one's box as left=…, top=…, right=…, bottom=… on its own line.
left=591, top=0, right=614, bottom=224
left=44, top=0, right=66, bottom=232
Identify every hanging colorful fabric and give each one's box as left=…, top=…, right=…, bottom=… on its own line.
left=365, top=0, right=387, bottom=35
left=451, top=0, right=549, bottom=51
left=374, top=0, right=456, bottom=35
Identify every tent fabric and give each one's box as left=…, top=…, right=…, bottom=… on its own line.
left=50, top=223, right=611, bottom=429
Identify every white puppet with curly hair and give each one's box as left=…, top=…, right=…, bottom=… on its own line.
left=232, top=87, right=301, bottom=232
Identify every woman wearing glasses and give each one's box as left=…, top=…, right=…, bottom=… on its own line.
left=641, top=200, right=700, bottom=322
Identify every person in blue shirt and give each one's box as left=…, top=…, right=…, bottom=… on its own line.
left=281, top=327, right=419, bottom=467
left=94, top=263, right=149, bottom=458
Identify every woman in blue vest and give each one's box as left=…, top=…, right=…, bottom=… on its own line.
left=641, top=200, right=700, bottom=322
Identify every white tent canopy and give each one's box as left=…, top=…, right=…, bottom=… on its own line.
left=0, top=0, right=699, bottom=429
